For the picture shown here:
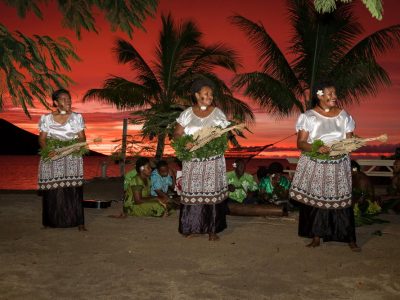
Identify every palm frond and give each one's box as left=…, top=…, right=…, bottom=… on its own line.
left=83, top=77, right=153, bottom=109
left=230, top=14, right=299, bottom=91
left=233, top=72, right=304, bottom=116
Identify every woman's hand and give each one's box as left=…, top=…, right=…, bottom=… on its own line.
left=185, top=142, right=194, bottom=150
left=48, top=150, right=57, bottom=158
left=317, top=145, right=331, bottom=154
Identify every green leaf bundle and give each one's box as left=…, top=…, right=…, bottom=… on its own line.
left=39, top=138, right=89, bottom=160
left=172, top=133, right=228, bottom=161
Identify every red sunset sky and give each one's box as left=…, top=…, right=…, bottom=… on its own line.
left=1, top=0, right=399, bottom=156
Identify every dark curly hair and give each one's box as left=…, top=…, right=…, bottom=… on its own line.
left=135, top=157, right=150, bottom=173
left=310, top=80, right=336, bottom=108
left=52, top=89, right=71, bottom=102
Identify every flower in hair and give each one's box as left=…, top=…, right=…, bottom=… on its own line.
left=232, top=163, right=237, bottom=168
left=316, top=90, right=324, bottom=96
left=140, top=166, right=145, bottom=171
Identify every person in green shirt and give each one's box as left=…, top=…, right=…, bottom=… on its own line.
left=259, top=162, right=291, bottom=203
left=227, top=159, right=259, bottom=204
left=122, top=157, right=169, bottom=217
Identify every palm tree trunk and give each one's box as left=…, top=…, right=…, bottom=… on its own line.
left=155, top=132, right=166, bottom=161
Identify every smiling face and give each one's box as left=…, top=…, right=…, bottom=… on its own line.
left=140, top=163, right=152, bottom=177
left=318, top=86, right=337, bottom=109
left=158, top=165, right=169, bottom=177
left=195, top=86, right=213, bottom=107
left=54, top=93, right=72, bottom=113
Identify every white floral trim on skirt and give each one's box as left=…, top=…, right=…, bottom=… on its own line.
left=38, top=155, right=84, bottom=190
left=181, top=155, right=228, bottom=205
left=289, top=154, right=352, bottom=209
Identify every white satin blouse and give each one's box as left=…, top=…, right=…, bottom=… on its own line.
left=295, top=109, right=355, bottom=144
left=39, top=112, right=85, bottom=141
left=176, top=107, right=230, bottom=135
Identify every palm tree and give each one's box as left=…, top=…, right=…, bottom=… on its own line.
left=231, top=0, right=400, bottom=116
left=84, top=14, right=254, bottom=160
left=0, top=0, right=158, bottom=116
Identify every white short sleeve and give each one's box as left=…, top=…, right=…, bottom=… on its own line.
left=295, top=113, right=314, bottom=132
left=38, top=114, right=49, bottom=132
left=344, top=112, right=355, bottom=133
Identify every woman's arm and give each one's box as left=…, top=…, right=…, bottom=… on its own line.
left=132, top=189, right=154, bottom=204
left=297, top=130, right=330, bottom=154
left=174, top=123, right=184, bottom=139
left=346, top=132, right=354, bottom=139
left=77, top=130, right=86, bottom=142
left=38, top=131, right=48, bottom=149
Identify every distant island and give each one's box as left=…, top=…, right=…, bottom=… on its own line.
left=0, top=118, right=105, bottom=156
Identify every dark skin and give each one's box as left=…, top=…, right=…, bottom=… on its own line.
left=352, top=169, right=375, bottom=203
left=112, top=163, right=169, bottom=218
left=174, top=86, right=220, bottom=241
left=228, top=160, right=256, bottom=199
left=39, top=93, right=87, bottom=231
left=152, top=165, right=174, bottom=212
left=298, top=87, right=360, bottom=252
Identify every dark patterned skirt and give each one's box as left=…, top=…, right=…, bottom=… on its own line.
left=178, top=201, right=228, bottom=235
left=179, top=155, right=229, bottom=235
left=39, top=155, right=85, bottom=228
left=298, top=203, right=356, bottom=243
left=290, top=154, right=356, bottom=243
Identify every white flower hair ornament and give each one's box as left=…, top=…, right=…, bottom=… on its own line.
left=232, top=163, right=237, bottom=168
left=140, top=166, right=145, bottom=171
left=316, top=90, right=324, bottom=96
left=352, top=167, right=358, bottom=172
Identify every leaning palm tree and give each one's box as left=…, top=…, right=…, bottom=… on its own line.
left=231, top=0, right=400, bottom=116
left=84, top=14, right=254, bottom=160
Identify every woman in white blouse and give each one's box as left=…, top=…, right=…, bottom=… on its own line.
left=289, top=81, right=360, bottom=251
left=38, top=89, right=87, bottom=231
left=174, top=78, right=230, bottom=241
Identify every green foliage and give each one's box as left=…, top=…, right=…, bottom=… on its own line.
left=354, top=200, right=387, bottom=226
left=172, top=133, right=228, bottom=161
left=39, top=138, right=89, bottom=160
left=0, top=24, right=79, bottom=116
left=314, top=0, right=383, bottom=20
left=303, top=139, right=331, bottom=160
left=231, top=1, right=400, bottom=116
left=1, top=0, right=159, bottom=39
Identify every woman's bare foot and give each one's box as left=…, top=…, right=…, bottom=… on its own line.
left=183, top=234, right=200, bottom=238
left=78, top=225, right=87, bottom=231
left=349, top=242, right=361, bottom=252
left=208, top=233, right=220, bottom=241
left=108, top=213, right=127, bottom=219
left=306, top=237, right=320, bottom=248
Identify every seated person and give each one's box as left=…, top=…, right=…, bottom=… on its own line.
left=151, top=160, right=178, bottom=206
left=123, top=157, right=169, bottom=217
left=256, top=166, right=269, bottom=183
left=227, top=159, right=258, bottom=204
left=259, top=162, right=291, bottom=203
left=351, top=160, right=375, bottom=203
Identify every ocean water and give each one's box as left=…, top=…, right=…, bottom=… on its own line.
left=0, top=154, right=391, bottom=190
left=0, top=155, right=292, bottom=190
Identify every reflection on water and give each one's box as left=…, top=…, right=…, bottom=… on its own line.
left=0, top=156, right=135, bottom=190
left=0, top=153, right=391, bottom=190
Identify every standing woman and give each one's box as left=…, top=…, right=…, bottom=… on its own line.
left=174, top=79, right=230, bottom=241
left=289, top=81, right=360, bottom=251
left=38, top=89, right=87, bottom=231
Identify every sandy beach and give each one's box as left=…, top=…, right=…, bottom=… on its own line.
left=1, top=180, right=400, bottom=300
